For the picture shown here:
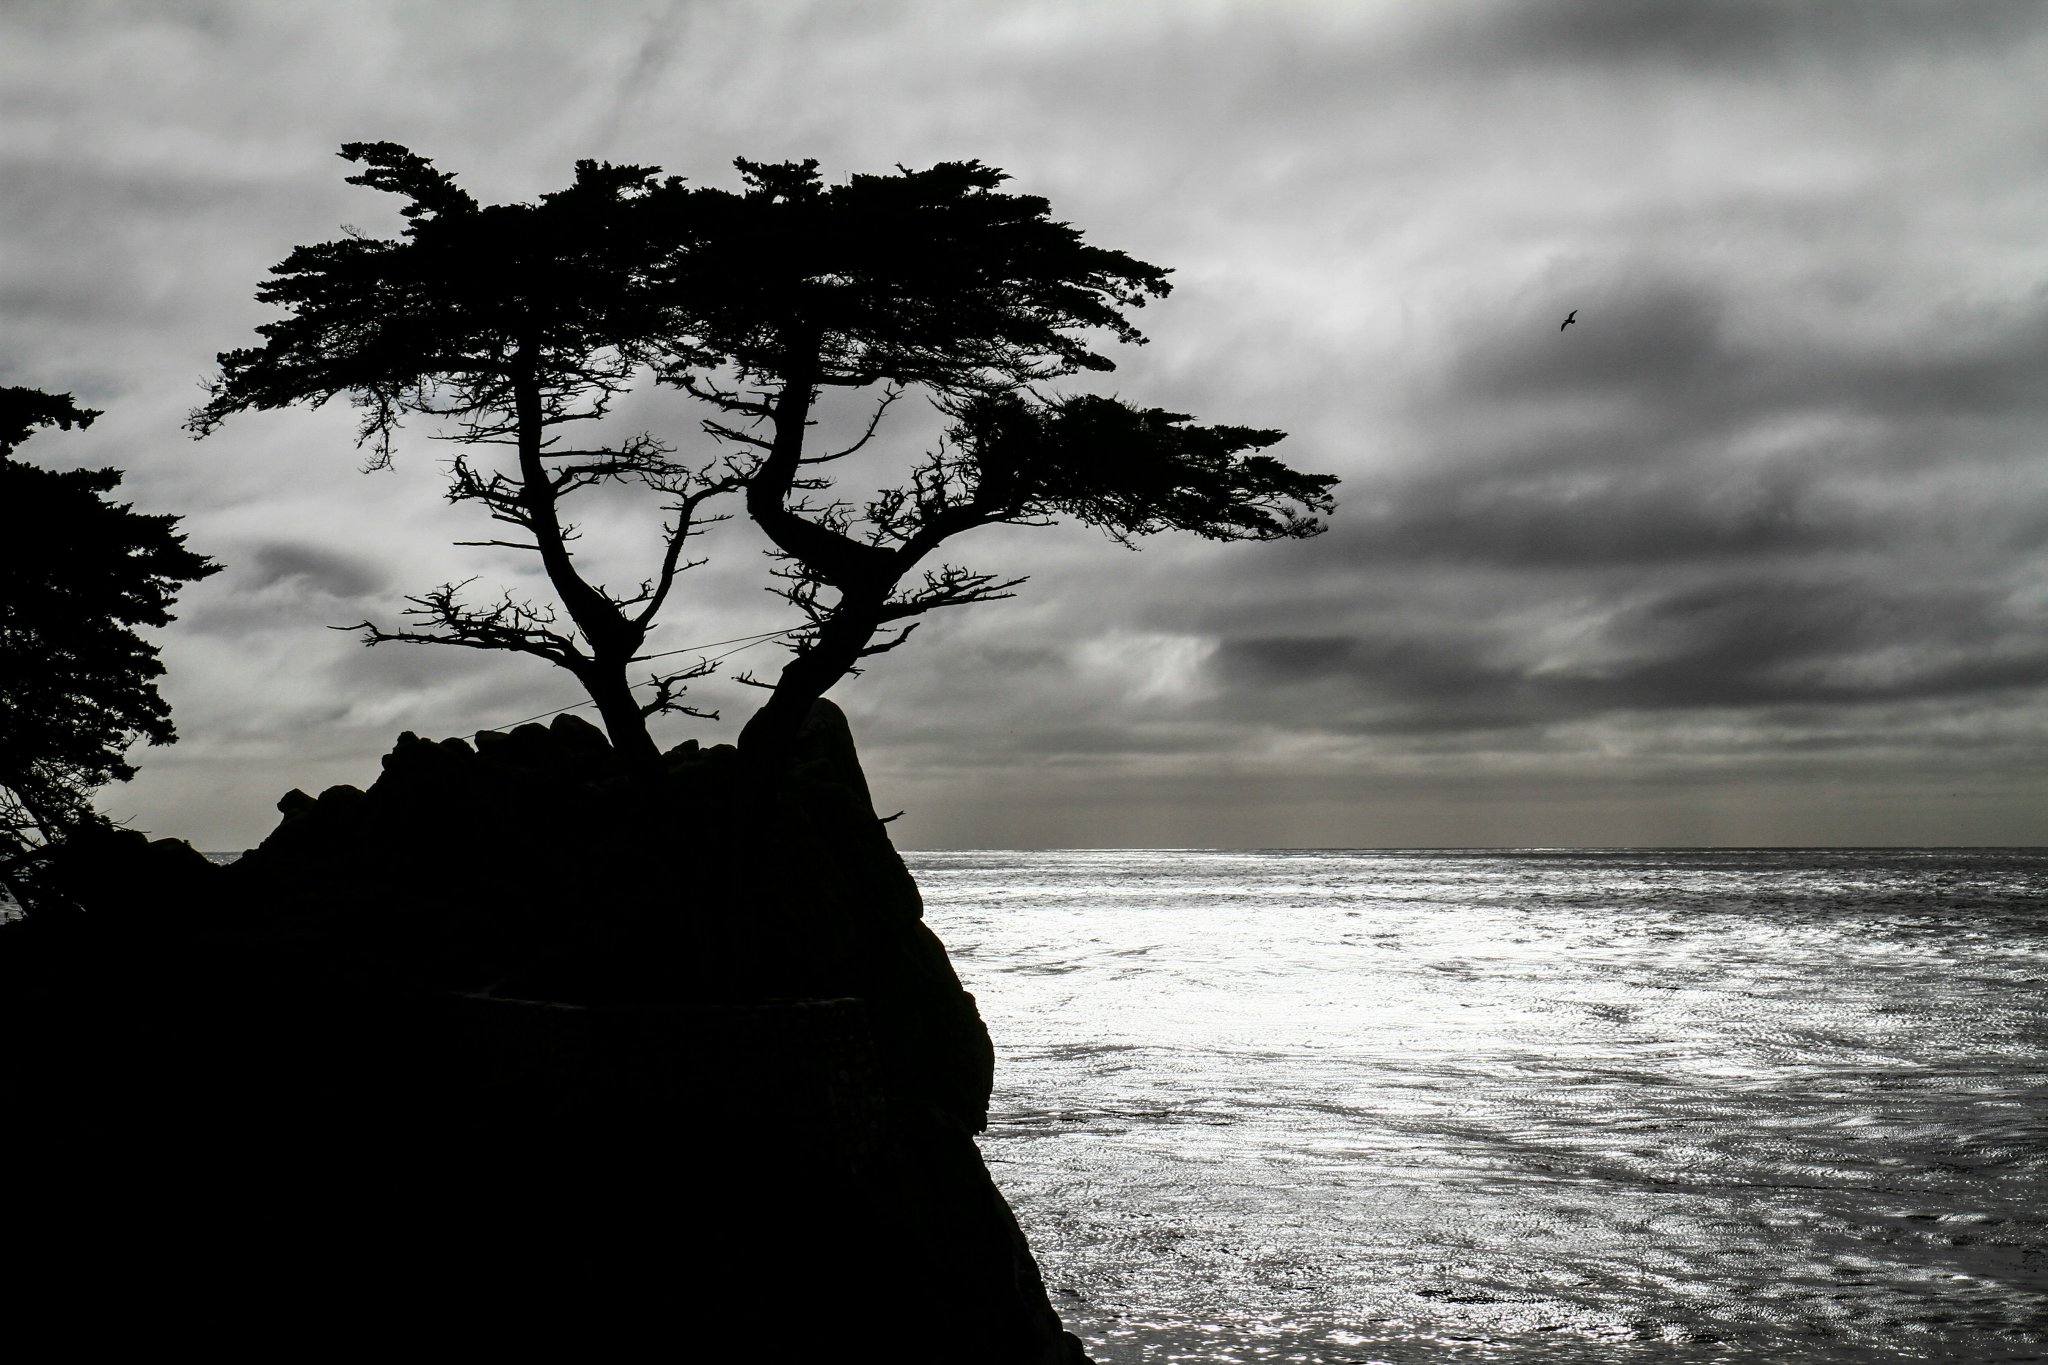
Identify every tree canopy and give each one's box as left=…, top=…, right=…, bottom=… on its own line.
left=192, top=145, right=1338, bottom=771
left=1, top=387, right=220, bottom=880
left=191, top=143, right=731, bottom=766
left=664, top=157, right=1168, bottom=391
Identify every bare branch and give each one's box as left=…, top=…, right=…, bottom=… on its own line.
left=802, top=383, right=903, bottom=464
left=877, top=565, right=1028, bottom=622
left=639, top=656, right=721, bottom=720
left=670, top=370, right=777, bottom=419
left=631, top=459, right=752, bottom=629
left=330, top=579, right=586, bottom=667
left=857, top=621, right=920, bottom=657
left=700, top=418, right=775, bottom=451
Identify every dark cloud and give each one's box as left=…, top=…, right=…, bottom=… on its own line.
left=1453, top=278, right=1731, bottom=409
left=1219, top=630, right=1504, bottom=708
left=1457, top=0, right=2048, bottom=69
left=1585, top=576, right=2048, bottom=709
left=1332, top=468, right=1861, bottom=569
left=246, top=542, right=386, bottom=597
left=179, top=539, right=391, bottom=639
left=1442, top=275, right=2048, bottom=452
left=586, top=0, right=689, bottom=148
left=1212, top=570, right=2048, bottom=738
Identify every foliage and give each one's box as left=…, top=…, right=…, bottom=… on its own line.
left=654, top=158, right=1337, bottom=759
left=0, top=388, right=220, bottom=884
left=189, top=143, right=732, bottom=765
left=192, top=146, right=1339, bottom=771
left=664, top=157, right=1168, bottom=391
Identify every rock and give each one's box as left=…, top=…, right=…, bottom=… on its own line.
left=144, top=835, right=217, bottom=878
left=5, top=700, right=1087, bottom=1363
left=379, top=729, right=475, bottom=783
left=548, top=710, right=612, bottom=760
left=472, top=720, right=556, bottom=769
left=314, top=783, right=366, bottom=813
left=790, top=695, right=878, bottom=812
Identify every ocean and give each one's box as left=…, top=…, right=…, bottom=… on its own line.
left=908, top=848, right=2048, bottom=1364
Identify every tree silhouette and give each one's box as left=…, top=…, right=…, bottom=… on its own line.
left=659, top=158, right=1338, bottom=764
left=189, top=143, right=736, bottom=768
left=0, top=388, right=220, bottom=884
left=193, top=147, right=1338, bottom=773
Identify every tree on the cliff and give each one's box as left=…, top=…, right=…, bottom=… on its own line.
left=0, top=387, right=221, bottom=881
left=660, top=158, right=1338, bottom=764
left=188, top=143, right=739, bottom=768
left=192, top=146, right=1337, bottom=774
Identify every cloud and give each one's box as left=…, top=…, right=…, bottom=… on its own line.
left=1072, top=632, right=1218, bottom=705
left=1583, top=575, right=2048, bottom=709
left=245, top=542, right=386, bottom=598
left=2, top=0, right=2043, bottom=846
left=1331, top=466, right=1864, bottom=570
left=1455, top=0, right=2048, bottom=70
left=1207, top=565, right=2048, bottom=741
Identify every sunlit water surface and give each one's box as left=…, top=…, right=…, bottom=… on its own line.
left=909, top=849, right=2048, bottom=1363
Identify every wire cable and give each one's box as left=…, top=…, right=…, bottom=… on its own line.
left=631, top=625, right=804, bottom=661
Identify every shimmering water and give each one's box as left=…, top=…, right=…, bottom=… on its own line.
left=910, top=849, right=2048, bottom=1364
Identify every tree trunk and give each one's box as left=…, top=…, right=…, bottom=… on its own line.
left=737, top=608, right=877, bottom=776
left=580, top=662, right=662, bottom=772
left=736, top=655, right=837, bottom=775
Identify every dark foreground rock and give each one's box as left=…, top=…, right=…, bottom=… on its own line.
left=2, top=705, right=1090, bottom=1363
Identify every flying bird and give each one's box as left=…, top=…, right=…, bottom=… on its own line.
left=1560, top=310, right=1578, bottom=331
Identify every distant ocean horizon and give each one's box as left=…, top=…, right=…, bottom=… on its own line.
left=190, top=843, right=2048, bottom=861
left=896, top=844, right=2047, bottom=854
left=892, top=842, right=2048, bottom=858
left=913, top=846, right=2048, bottom=1363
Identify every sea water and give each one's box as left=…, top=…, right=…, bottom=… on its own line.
left=909, top=849, right=2048, bottom=1363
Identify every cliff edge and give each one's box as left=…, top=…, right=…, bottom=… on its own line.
left=3, top=703, right=1090, bottom=1363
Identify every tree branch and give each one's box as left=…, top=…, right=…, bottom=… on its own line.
left=331, top=578, right=586, bottom=668
left=801, top=383, right=903, bottom=464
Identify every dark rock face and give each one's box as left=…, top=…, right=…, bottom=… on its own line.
left=3, top=705, right=1089, bottom=1363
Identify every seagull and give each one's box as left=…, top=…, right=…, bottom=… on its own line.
left=1560, top=309, right=1578, bottom=331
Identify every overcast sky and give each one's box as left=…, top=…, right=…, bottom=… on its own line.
left=5, top=0, right=2046, bottom=849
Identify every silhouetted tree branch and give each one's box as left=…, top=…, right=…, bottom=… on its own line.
left=190, top=144, right=1337, bottom=779
left=188, top=144, right=731, bottom=766
left=655, top=159, right=1337, bottom=767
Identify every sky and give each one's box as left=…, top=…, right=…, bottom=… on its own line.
left=4, top=0, right=2046, bottom=849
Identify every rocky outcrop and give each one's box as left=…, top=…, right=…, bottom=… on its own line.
left=2, top=705, right=1089, bottom=1363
